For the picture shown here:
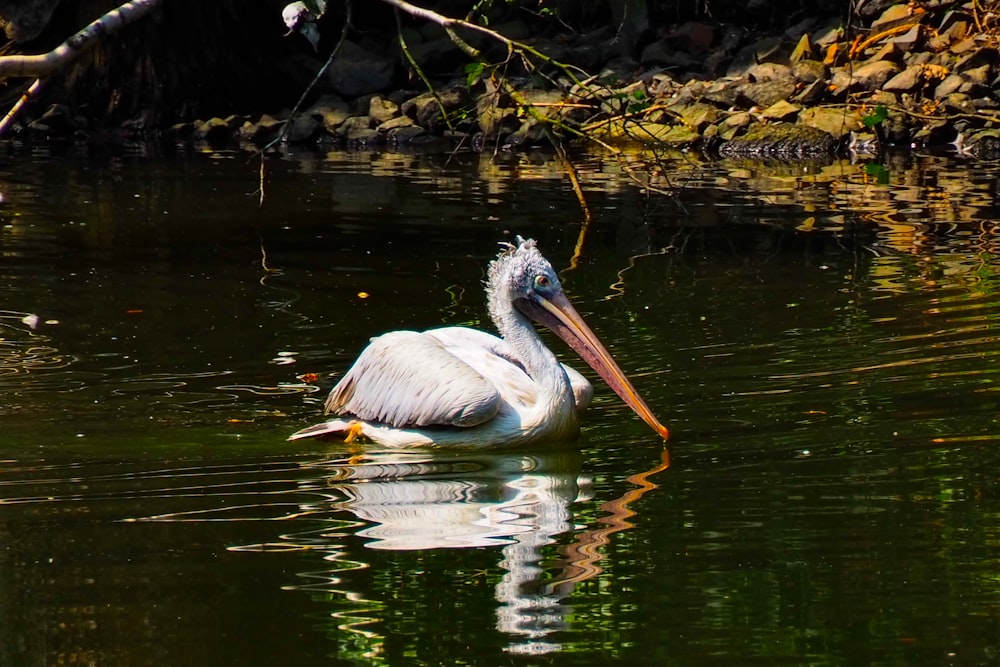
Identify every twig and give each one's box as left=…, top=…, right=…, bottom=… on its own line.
left=394, top=8, right=454, bottom=132
left=0, top=78, right=43, bottom=135
left=256, top=0, right=352, bottom=207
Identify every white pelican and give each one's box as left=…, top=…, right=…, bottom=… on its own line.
left=288, top=237, right=669, bottom=447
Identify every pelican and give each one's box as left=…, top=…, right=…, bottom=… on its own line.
left=288, top=237, right=669, bottom=447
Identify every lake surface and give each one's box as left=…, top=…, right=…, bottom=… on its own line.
left=1, top=141, right=998, bottom=666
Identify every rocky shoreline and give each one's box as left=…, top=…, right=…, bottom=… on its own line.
left=17, top=1, right=1000, bottom=159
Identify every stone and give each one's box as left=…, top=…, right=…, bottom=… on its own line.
left=727, top=36, right=784, bottom=77
left=699, top=79, right=742, bottom=107
left=747, top=63, right=793, bottom=82
left=890, top=24, right=923, bottom=52
left=872, top=3, right=917, bottom=30
left=883, top=64, right=924, bottom=92
left=848, top=60, right=901, bottom=91
left=798, top=106, right=863, bottom=139
left=326, top=40, right=395, bottom=98
left=368, top=96, right=400, bottom=124
left=308, top=96, right=351, bottom=132
left=284, top=114, right=319, bottom=143
left=402, top=86, right=469, bottom=128
left=667, top=22, right=716, bottom=53
left=193, top=117, right=233, bottom=141
left=760, top=99, right=801, bottom=121
left=735, top=79, right=797, bottom=108
left=934, top=74, right=964, bottom=99
left=385, top=125, right=425, bottom=143
left=670, top=102, right=720, bottom=129
left=793, top=59, right=827, bottom=83
left=239, top=114, right=283, bottom=141
left=810, top=19, right=844, bottom=48
left=337, top=116, right=375, bottom=135
left=790, top=33, right=814, bottom=64
left=377, top=115, right=415, bottom=131
left=792, top=79, right=827, bottom=104
left=717, top=123, right=838, bottom=158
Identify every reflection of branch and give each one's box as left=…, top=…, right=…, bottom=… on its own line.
left=544, top=448, right=671, bottom=597
left=554, top=142, right=592, bottom=272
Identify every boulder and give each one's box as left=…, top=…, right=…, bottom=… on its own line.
left=327, top=40, right=395, bottom=98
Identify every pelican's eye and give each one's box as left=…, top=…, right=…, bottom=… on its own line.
left=534, top=274, right=551, bottom=290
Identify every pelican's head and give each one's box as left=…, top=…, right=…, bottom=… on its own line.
left=487, top=237, right=562, bottom=322
left=487, top=237, right=669, bottom=440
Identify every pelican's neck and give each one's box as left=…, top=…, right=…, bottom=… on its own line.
left=492, top=302, right=572, bottom=401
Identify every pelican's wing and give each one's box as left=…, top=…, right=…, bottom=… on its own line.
left=427, top=326, right=592, bottom=412
left=562, top=364, right=594, bottom=412
left=324, top=330, right=501, bottom=428
left=426, top=327, right=536, bottom=407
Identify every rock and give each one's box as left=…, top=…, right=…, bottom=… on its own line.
left=941, top=93, right=975, bottom=114
left=890, top=24, right=923, bottom=52
left=409, top=36, right=462, bottom=70
left=790, top=33, right=814, bottom=64
left=308, top=96, right=351, bottom=132
left=26, top=104, right=77, bottom=135
left=327, top=40, right=395, bottom=97
left=385, top=125, right=425, bottom=143
left=378, top=115, right=415, bottom=132
left=402, top=85, right=469, bottom=128
left=699, top=78, right=742, bottom=106
left=934, top=73, right=964, bottom=99
left=883, top=64, right=924, bottom=92
left=717, top=123, right=838, bottom=158
left=667, top=22, right=716, bottom=53
left=284, top=114, right=319, bottom=143
left=0, top=0, right=59, bottom=43
left=337, top=116, right=376, bottom=138
left=847, top=60, right=901, bottom=91
left=727, top=36, right=784, bottom=77
left=961, top=63, right=991, bottom=86
left=193, top=117, right=233, bottom=142
left=640, top=41, right=702, bottom=69
left=760, top=99, right=800, bottom=121
left=798, top=106, right=863, bottom=139
left=810, top=18, right=844, bottom=48
left=346, top=128, right=383, bottom=146
left=871, top=3, right=918, bottom=30
left=239, top=114, right=283, bottom=141
left=735, top=79, right=797, bottom=108
left=669, top=102, right=720, bottom=129
left=793, top=59, right=827, bottom=83
left=792, top=79, right=827, bottom=104
left=747, top=63, right=793, bottom=82
left=368, top=96, right=400, bottom=123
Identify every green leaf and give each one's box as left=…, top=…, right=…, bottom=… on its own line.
left=862, top=105, right=888, bottom=129
left=465, top=62, right=486, bottom=88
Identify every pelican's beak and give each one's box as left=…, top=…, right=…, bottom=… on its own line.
left=516, top=291, right=670, bottom=440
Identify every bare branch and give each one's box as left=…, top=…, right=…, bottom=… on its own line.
left=0, top=0, right=162, bottom=81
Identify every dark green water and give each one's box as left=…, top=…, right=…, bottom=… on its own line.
left=1, top=143, right=999, bottom=665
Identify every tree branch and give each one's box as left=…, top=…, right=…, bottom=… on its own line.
left=0, top=0, right=162, bottom=81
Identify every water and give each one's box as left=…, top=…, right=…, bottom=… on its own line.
left=1, top=142, right=999, bottom=666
